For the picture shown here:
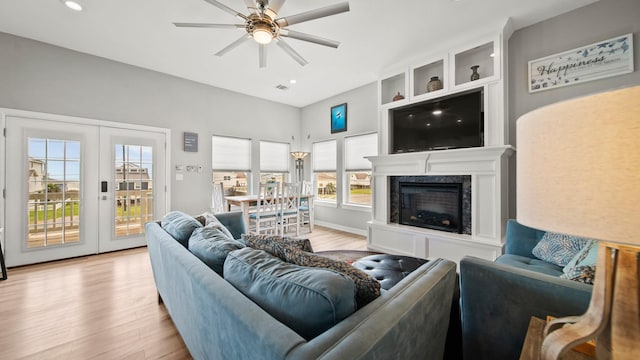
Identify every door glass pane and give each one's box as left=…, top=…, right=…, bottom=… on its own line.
left=114, top=144, right=153, bottom=238
left=27, top=137, right=81, bottom=248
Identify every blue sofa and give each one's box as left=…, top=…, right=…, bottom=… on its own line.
left=146, top=211, right=458, bottom=360
left=459, top=220, right=593, bottom=360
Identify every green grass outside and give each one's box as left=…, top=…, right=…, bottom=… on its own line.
left=349, top=188, right=371, bottom=195
left=29, top=203, right=146, bottom=221
left=29, top=202, right=79, bottom=222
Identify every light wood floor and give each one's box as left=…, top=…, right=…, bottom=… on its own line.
left=0, top=226, right=366, bottom=359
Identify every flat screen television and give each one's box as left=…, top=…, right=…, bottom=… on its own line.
left=390, top=88, right=483, bottom=153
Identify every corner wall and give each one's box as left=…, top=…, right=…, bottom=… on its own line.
left=300, top=82, right=377, bottom=233
left=0, top=32, right=301, bottom=214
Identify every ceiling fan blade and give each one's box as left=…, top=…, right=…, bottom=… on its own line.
left=276, top=38, right=308, bottom=66
left=215, top=34, right=251, bottom=56
left=243, top=0, right=259, bottom=15
left=275, top=2, right=349, bottom=27
left=173, top=23, right=244, bottom=29
left=279, top=29, right=340, bottom=48
left=259, top=44, right=267, bottom=68
left=265, top=0, right=286, bottom=17
left=203, top=0, right=248, bottom=20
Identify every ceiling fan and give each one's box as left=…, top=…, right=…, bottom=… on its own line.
left=174, top=0, right=350, bottom=68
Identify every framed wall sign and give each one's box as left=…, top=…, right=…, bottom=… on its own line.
left=330, top=103, right=347, bottom=133
left=528, top=33, right=634, bottom=93
left=183, top=132, right=198, bottom=152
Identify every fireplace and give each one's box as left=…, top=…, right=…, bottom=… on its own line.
left=390, top=175, right=472, bottom=235
left=399, top=182, right=463, bottom=233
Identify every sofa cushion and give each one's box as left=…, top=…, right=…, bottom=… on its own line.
left=531, top=232, right=590, bottom=267
left=251, top=243, right=381, bottom=309
left=188, top=225, right=245, bottom=275
left=161, top=211, right=203, bottom=247
left=224, top=247, right=356, bottom=340
left=241, top=233, right=314, bottom=254
left=495, top=254, right=564, bottom=276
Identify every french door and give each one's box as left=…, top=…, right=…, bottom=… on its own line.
left=3, top=114, right=167, bottom=267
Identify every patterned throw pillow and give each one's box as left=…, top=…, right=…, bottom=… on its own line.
left=562, top=265, right=596, bottom=285
left=562, top=240, right=598, bottom=276
left=241, top=233, right=314, bottom=253
left=532, top=232, right=591, bottom=267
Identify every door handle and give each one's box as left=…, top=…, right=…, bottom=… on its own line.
left=101, top=181, right=108, bottom=193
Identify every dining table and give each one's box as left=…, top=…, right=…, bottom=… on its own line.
left=224, top=194, right=314, bottom=232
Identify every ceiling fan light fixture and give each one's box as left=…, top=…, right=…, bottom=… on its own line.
left=252, top=23, right=274, bottom=44
left=253, top=29, right=273, bottom=44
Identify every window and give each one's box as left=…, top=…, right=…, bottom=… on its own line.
left=312, top=140, right=337, bottom=202
left=344, top=133, right=378, bottom=206
left=260, top=140, right=290, bottom=185
left=212, top=135, right=251, bottom=196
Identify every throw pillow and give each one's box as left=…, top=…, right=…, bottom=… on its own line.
left=224, top=248, right=356, bottom=340
left=188, top=225, right=245, bottom=275
left=200, top=212, right=235, bottom=239
left=532, top=232, right=591, bottom=267
left=562, top=240, right=598, bottom=276
left=161, top=211, right=203, bottom=247
left=241, top=233, right=314, bottom=253
left=562, top=265, right=596, bottom=285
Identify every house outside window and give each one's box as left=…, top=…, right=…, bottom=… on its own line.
left=212, top=135, right=251, bottom=196
left=344, top=133, right=378, bottom=206
left=312, top=139, right=337, bottom=202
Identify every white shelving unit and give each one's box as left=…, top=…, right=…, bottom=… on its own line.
left=370, top=24, right=514, bottom=263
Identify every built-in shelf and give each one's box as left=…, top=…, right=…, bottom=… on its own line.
left=412, top=59, right=445, bottom=98
left=380, top=72, right=407, bottom=106
left=453, top=40, right=496, bottom=87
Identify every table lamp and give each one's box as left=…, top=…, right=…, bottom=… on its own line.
left=517, top=85, right=640, bottom=359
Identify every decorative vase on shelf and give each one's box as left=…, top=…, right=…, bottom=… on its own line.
left=470, top=65, right=480, bottom=81
left=427, top=76, right=443, bottom=92
left=392, top=92, right=405, bottom=101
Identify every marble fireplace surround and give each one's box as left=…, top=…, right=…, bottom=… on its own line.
left=366, top=145, right=514, bottom=263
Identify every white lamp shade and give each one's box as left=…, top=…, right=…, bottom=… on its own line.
left=517, top=85, right=640, bottom=245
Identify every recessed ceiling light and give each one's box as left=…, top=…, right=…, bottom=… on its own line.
left=289, top=79, right=297, bottom=84
left=426, top=123, right=431, bottom=127
left=490, top=53, right=495, bottom=57
left=456, top=119, right=463, bottom=123
left=62, top=0, right=83, bottom=11
left=432, top=110, right=443, bottom=115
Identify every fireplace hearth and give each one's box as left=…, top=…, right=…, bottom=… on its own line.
left=390, top=175, right=472, bottom=235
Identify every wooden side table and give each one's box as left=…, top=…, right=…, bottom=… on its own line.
left=519, top=317, right=594, bottom=360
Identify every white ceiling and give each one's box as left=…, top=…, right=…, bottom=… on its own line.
left=0, top=0, right=597, bottom=107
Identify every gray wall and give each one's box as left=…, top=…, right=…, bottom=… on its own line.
left=0, top=32, right=301, bottom=214
left=508, top=0, right=640, bottom=216
left=300, top=83, right=377, bottom=233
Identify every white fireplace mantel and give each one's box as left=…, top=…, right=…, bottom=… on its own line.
left=366, top=145, right=514, bottom=264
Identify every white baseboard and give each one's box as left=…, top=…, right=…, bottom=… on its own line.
left=314, top=221, right=367, bottom=237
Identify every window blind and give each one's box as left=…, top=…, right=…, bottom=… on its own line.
left=312, top=139, right=337, bottom=172
left=260, top=141, right=290, bottom=172
left=211, top=135, right=251, bottom=171
left=344, top=133, right=378, bottom=171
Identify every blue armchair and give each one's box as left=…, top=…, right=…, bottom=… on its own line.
left=459, top=220, right=593, bottom=360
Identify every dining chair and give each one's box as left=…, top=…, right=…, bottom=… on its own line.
left=249, top=182, right=280, bottom=234
left=211, top=182, right=227, bottom=214
left=299, top=180, right=314, bottom=232
left=280, top=182, right=300, bottom=236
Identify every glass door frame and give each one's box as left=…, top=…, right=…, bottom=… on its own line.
left=1, top=108, right=171, bottom=267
